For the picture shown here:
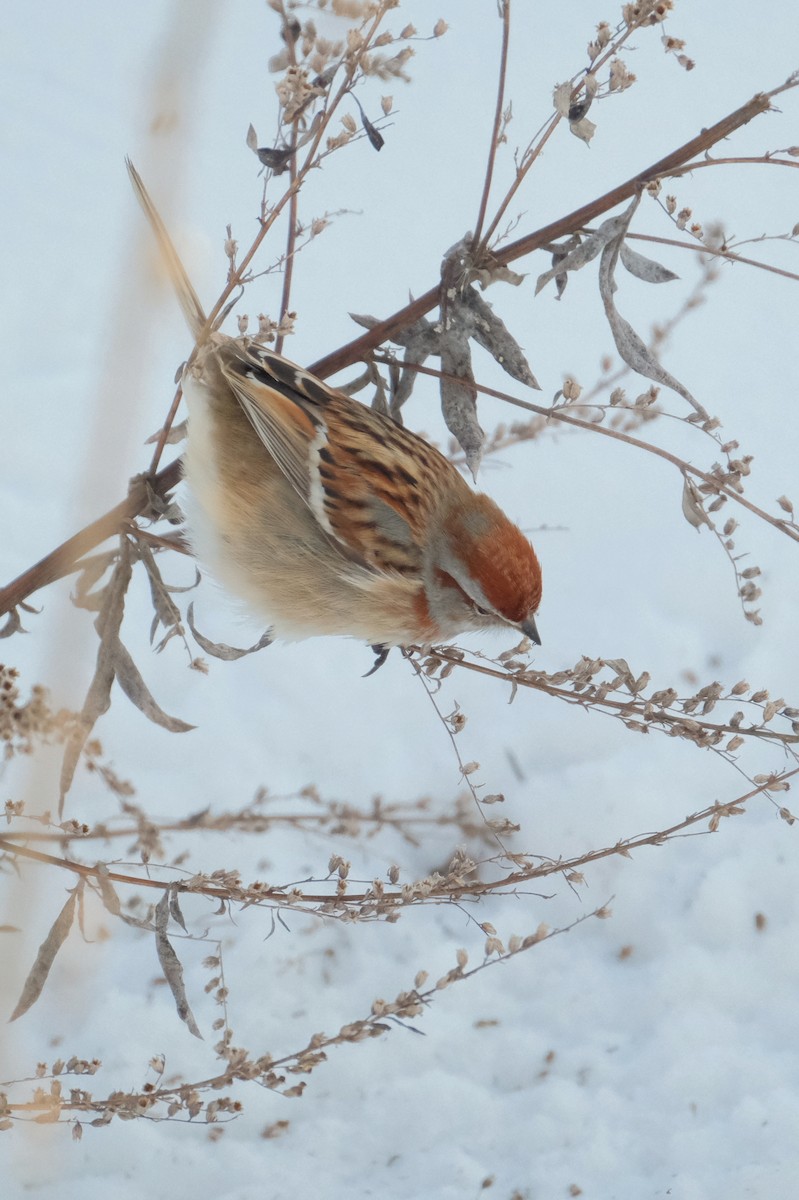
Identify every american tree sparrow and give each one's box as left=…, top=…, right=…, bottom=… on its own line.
left=128, top=162, right=542, bottom=649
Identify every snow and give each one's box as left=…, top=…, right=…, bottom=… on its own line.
left=2, top=3, right=798, bottom=1198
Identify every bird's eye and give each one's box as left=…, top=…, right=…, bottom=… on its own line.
left=473, top=603, right=491, bottom=617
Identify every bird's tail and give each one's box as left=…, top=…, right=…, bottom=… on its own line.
left=126, top=158, right=207, bottom=339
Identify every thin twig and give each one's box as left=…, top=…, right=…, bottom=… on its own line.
left=478, top=9, right=654, bottom=249
left=402, top=360, right=799, bottom=545
left=275, top=143, right=299, bottom=356
left=1, top=769, right=792, bottom=907
left=472, top=0, right=511, bottom=248
left=626, top=230, right=799, bottom=284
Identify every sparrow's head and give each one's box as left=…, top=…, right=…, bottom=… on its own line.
left=425, top=492, right=542, bottom=643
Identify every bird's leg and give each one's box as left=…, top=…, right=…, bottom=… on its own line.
left=363, top=643, right=391, bottom=676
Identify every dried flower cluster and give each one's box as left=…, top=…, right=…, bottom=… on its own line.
left=0, top=666, right=71, bottom=758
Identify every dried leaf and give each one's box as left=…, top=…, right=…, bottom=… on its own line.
left=349, top=311, right=380, bottom=330
left=113, top=641, right=195, bottom=732
left=470, top=263, right=525, bottom=289
left=549, top=234, right=581, bottom=299
left=552, top=81, right=573, bottom=116
left=604, top=658, right=634, bottom=688
left=460, top=288, right=540, bottom=389
left=255, top=145, right=295, bottom=175
left=359, top=108, right=384, bottom=151
left=95, top=863, right=121, bottom=917
left=390, top=315, right=440, bottom=418
left=161, top=566, right=202, bottom=595
left=439, top=330, right=484, bottom=478
left=598, top=198, right=709, bottom=420
left=568, top=96, right=593, bottom=123
left=136, top=541, right=184, bottom=650
left=154, top=892, right=202, bottom=1039
left=72, top=551, right=118, bottom=612
left=619, top=242, right=679, bottom=284
left=0, top=608, right=24, bottom=638
left=145, top=418, right=188, bottom=446
left=187, top=603, right=273, bottom=660
left=169, top=887, right=188, bottom=933
left=681, top=476, right=709, bottom=530
left=10, top=884, right=81, bottom=1021
left=569, top=116, right=597, bottom=144
left=76, top=880, right=89, bottom=941
left=535, top=214, right=628, bottom=295
left=60, top=544, right=132, bottom=812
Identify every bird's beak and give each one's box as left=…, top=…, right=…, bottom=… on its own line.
left=520, top=615, right=541, bottom=646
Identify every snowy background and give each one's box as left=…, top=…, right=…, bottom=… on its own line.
left=2, top=3, right=798, bottom=1197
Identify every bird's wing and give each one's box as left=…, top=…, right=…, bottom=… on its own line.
left=219, top=344, right=323, bottom=503
left=218, top=344, right=446, bottom=575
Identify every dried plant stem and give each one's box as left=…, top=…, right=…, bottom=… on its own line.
left=275, top=145, right=299, bottom=357
left=0, top=807, right=465, bottom=845
left=143, top=3, right=393, bottom=474
left=668, top=154, right=799, bottom=177
left=147, top=382, right=185, bottom=477
left=406, top=361, right=799, bottom=545
left=0, top=83, right=794, bottom=619
left=274, top=1, right=299, bottom=358
left=472, top=0, right=511, bottom=248
left=1, top=907, right=599, bottom=1127
left=312, top=82, right=790, bottom=377
left=407, top=653, right=513, bottom=858
left=0, top=470, right=177, bottom=618
left=626, top=231, right=799, bottom=284
left=414, top=646, right=799, bottom=748
left=1, top=769, right=791, bottom=912
left=477, top=9, right=666, bottom=250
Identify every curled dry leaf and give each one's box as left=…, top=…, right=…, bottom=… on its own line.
left=72, top=551, right=118, bottom=612
left=598, top=197, right=709, bottom=421
left=187, top=602, right=273, bottom=660
left=550, top=234, right=582, bottom=299
left=0, top=608, right=25, bottom=638
left=391, top=315, right=441, bottom=419
left=535, top=213, right=630, bottom=295
left=135, top=540, right=184, bottom=650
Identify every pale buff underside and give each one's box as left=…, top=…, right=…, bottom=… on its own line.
left=183, top=375, right=442, bottom=645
